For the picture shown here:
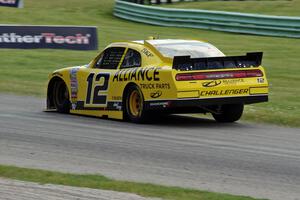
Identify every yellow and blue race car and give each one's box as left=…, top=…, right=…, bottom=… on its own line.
left=47, top=39, right=268, bottom=123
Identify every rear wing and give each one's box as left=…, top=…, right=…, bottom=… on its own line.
left=173, top=52, right=263, bottom=71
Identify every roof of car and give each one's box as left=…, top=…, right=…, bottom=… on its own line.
left=109, top=39, right=223, bottom=62
left=132, top=39, right=206, bottom=45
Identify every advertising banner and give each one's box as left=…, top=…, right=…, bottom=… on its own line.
left=0, top=0, right=23, bottom=8
left=0, top=25, right=98, bottom=50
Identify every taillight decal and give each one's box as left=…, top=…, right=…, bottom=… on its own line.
left=176, top=69, right=263, bottom=81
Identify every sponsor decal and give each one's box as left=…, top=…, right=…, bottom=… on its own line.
left=71, top=103, right=77, bottom=110
left=75, top=101, right=122, bottom=111
left=141, top=48, right=153, bottom=57
left=202, top=80, right=221, bottom=87
left=150, top=90, right=162, bottom=98
left=112, top=102, right=122, bottom=111
left=113, top=67, right=160, bottom=82
left=70, top=68, right=80, bottom=102
left=200, top=89, right=249, bottom=97
left=222, top=79, right=245, bottom=85
left=0, top=0, right=22, bottom=8
left=257, top=77, right=265, bottom=83
left=140, top=83, right=170, bottom=90
left=149, top=102, right=168, bottom=107
left=112, top=96, right=122, bottom=101
left=0, top=25, right=98, bottom=50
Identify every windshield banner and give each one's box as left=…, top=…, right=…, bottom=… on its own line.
left=0, top=25, right=98, bottom=50
left=0, top=0, right=23, bottom=8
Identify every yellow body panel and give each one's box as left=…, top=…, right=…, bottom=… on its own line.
left=47, top=39, right=269, bottom=120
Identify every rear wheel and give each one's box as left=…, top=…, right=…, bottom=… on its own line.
left=124, top=85, right=148, bottom=123
left=53, top=80, right=70, bottom=113
left=212, top=104, right=244, bottom=123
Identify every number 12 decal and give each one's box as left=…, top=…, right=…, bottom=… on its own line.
left=86, top=73, right=110, bottom=105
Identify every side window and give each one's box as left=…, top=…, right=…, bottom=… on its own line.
left=95, top=47, right=125, bottom=69
left=121, top=49, right=141, bottom=69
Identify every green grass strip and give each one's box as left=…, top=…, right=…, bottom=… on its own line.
left=0, top=165, right=267, bottom=200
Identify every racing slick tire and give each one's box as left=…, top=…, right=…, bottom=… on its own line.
left=124, top=85, right=149, bottom=123
left=212, top=104, right=244, bottom=123
left=53, top=80, right=70, bottom=113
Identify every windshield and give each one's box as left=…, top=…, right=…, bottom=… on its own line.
left=147, top=40, right=225, bottom=58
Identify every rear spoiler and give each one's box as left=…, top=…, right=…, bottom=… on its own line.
left=173, top=52, right=263, bottom=71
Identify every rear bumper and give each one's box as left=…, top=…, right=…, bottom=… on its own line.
left=145, top=95, right=268, bottom=110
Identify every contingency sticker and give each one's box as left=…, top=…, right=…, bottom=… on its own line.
left=70, top=68, right=80, bottom=107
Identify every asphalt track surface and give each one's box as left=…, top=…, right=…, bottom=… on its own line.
left=0, top=94, right=300, bottom=200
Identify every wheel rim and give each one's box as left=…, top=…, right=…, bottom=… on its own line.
left=129, top=90, right=142, bottom=117
left=55, top=82, right=68, bottom=107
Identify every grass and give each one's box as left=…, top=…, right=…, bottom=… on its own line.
left=0, top=0, right=299, bottom=127
left=161, top=0, right=300, bottom=16
left=0, top=165, right=266, bottom=200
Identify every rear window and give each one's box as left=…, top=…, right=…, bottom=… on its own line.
left=149, top=40, right=224, bottom=58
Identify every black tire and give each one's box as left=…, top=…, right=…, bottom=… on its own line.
left=53, top=80, right=70, bottom=113
left=124, top=85, right=148, bottom=123
left=212, top=104, right=244, bottom=123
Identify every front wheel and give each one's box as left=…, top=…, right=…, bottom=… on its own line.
left=124, top=85, right=148, bottom=123
left=53, top=80, right=70, bottom=113
left=212, top=104, right=244, bottom=123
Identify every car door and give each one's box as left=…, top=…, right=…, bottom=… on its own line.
left=76, top=47, right=126, bottom=110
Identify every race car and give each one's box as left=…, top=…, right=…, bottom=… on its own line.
left=47, top=39, right=268, bottom=123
